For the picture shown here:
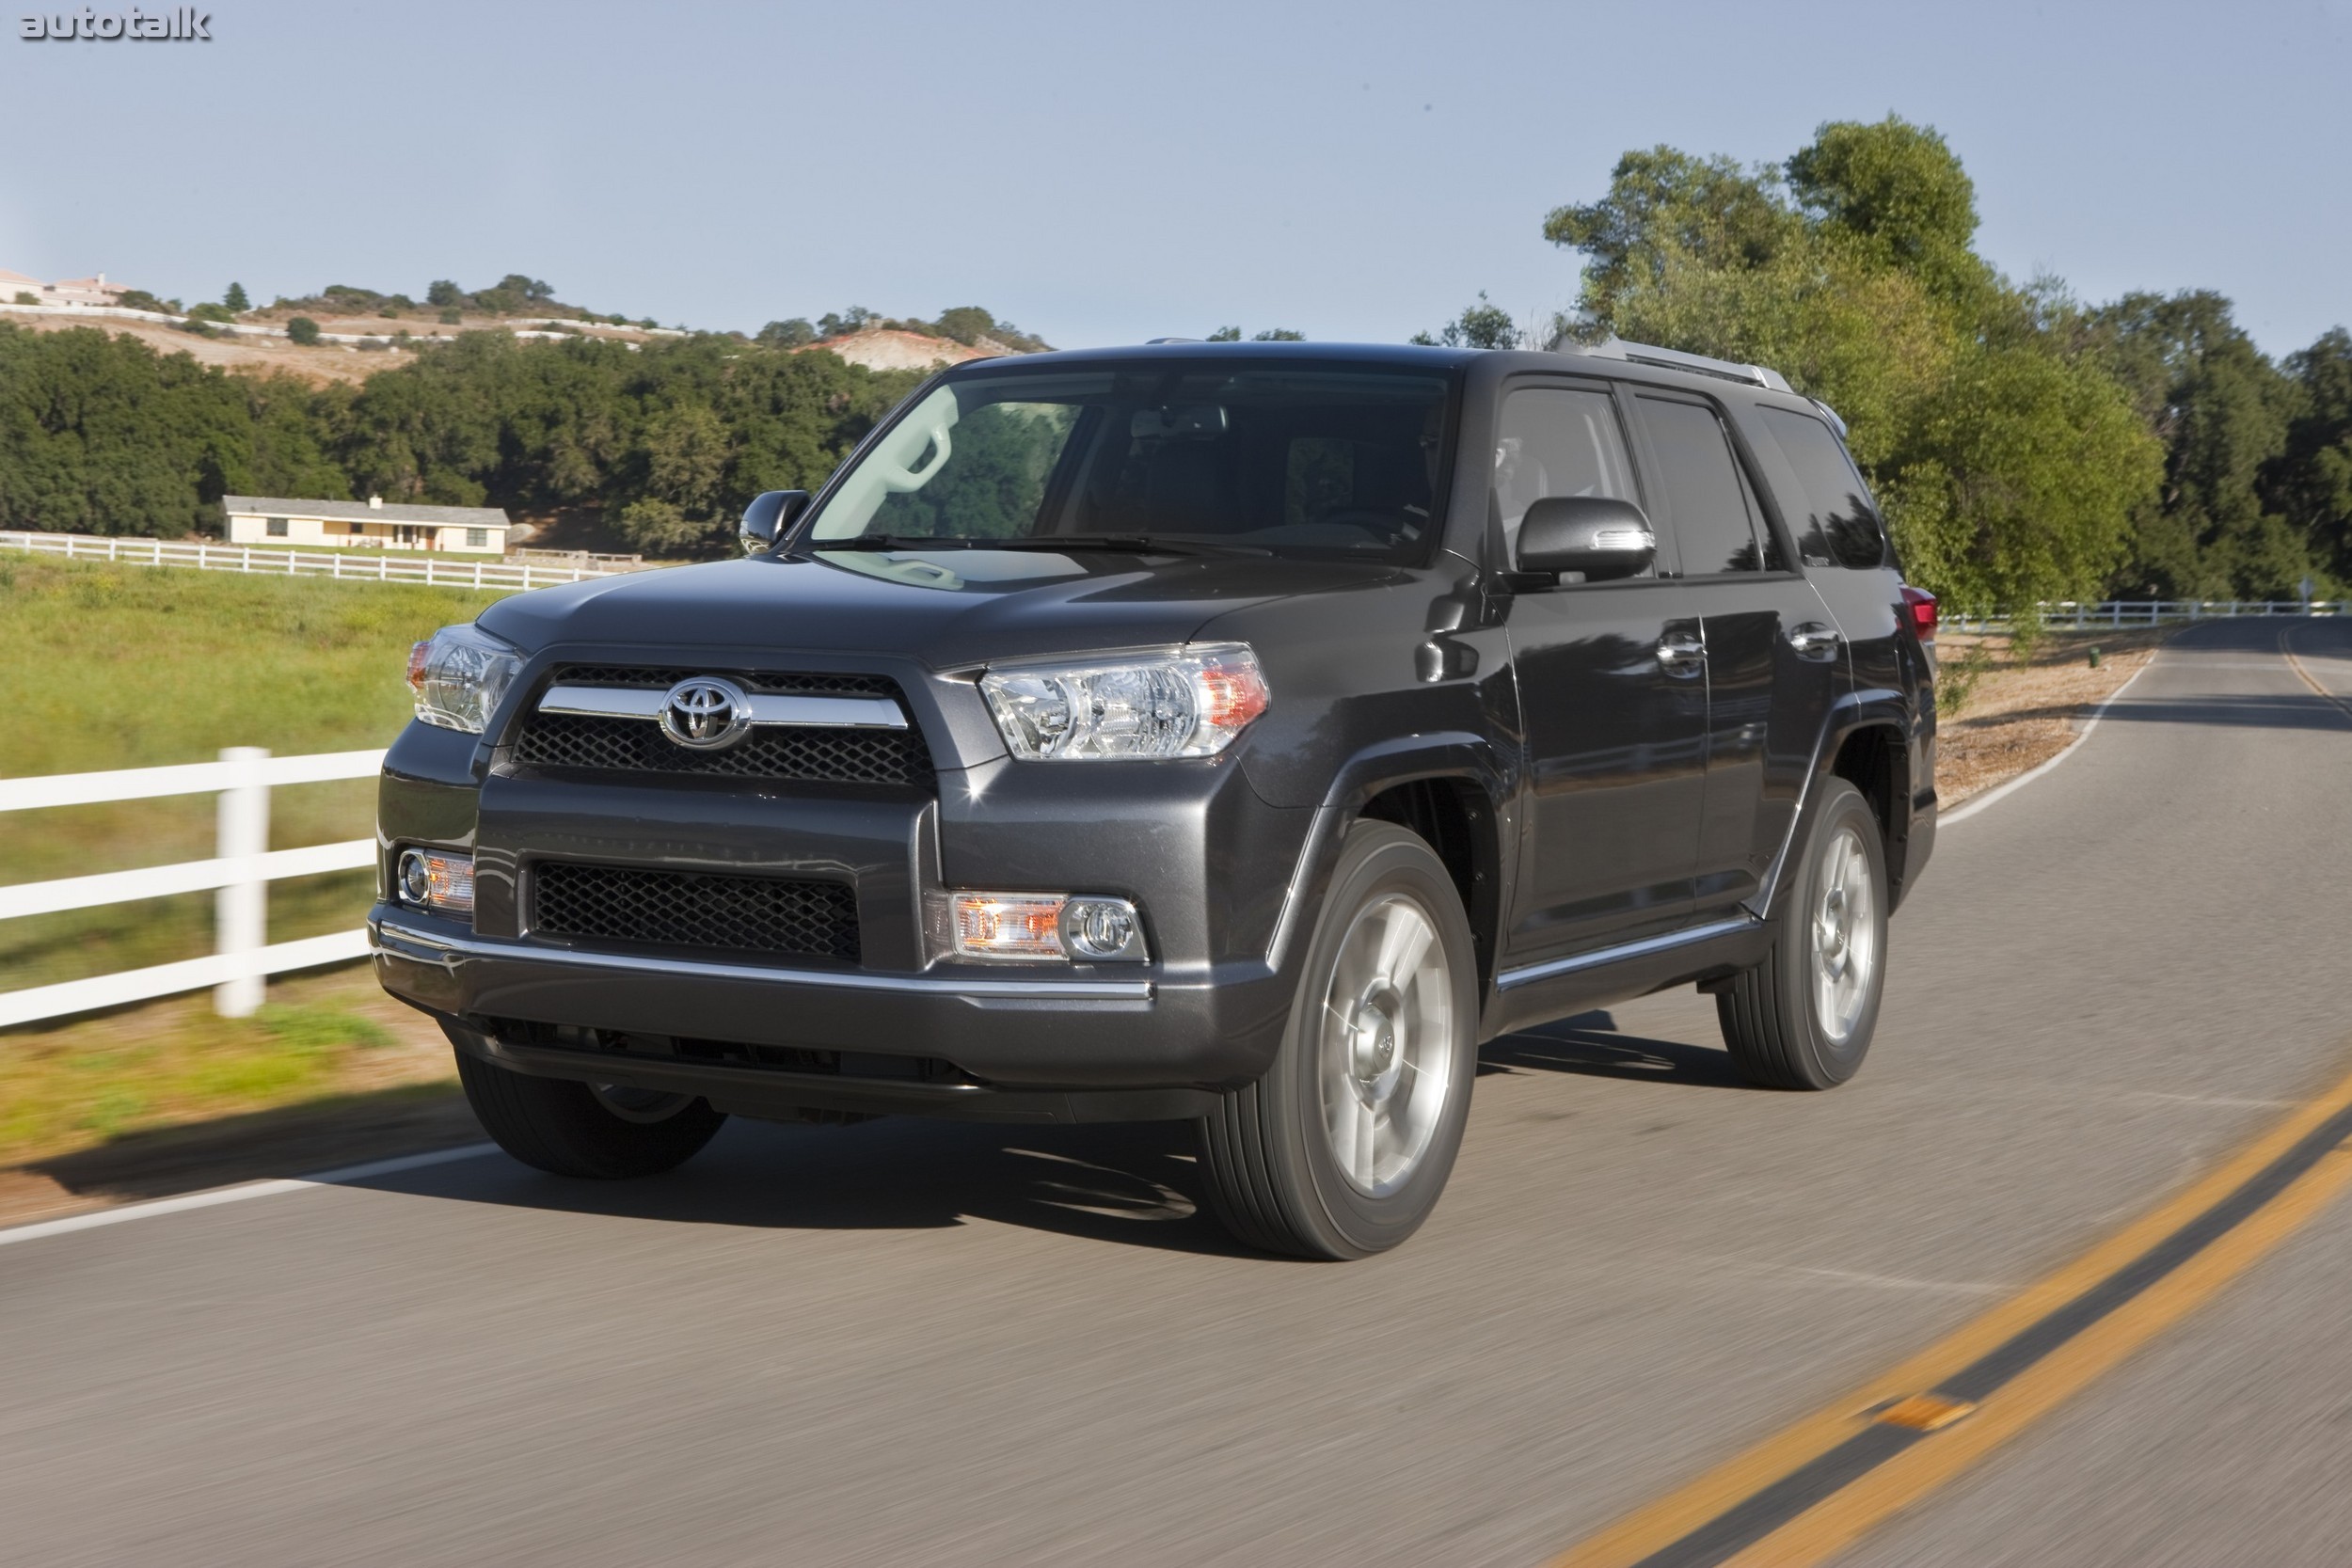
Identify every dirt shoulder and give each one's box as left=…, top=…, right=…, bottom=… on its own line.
left=1933, top=625, right=2178, bottom=807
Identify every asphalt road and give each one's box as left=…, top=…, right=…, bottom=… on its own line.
left=5, top=618, right=2349, bottom=1568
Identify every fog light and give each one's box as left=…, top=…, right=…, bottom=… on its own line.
left=396, top=847, right=474, bottom=916
left=1063, top=897, right=1144, bottom=960
left=948, top=893, right=1147, bottom=962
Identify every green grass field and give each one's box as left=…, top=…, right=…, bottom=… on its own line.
left=1, top=554, right=509, bottom=990
left=0, top=555, right=516, bottom=1161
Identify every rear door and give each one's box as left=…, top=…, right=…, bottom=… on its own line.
left=1499, top=381, right=1708, bottom=963
left=1628, top=391, right=1841, bottom=918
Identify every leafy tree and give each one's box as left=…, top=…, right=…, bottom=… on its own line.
left=1410, top=293, right=1518, bottom=349
left=426, top=280, right=464, bottom=308
left=497, top=274, right=555, bottom=303
left=115, top=290, right=173, bottom=314
left=931, top=307, right=997, bottom=345
left=224, top=281, right=249, bottom=313
left=2080, top=291, right=2306, bottom=597
left=816, top=307, right=873, bottom=340
left=1542, top=117, right=2161, bottom=611
left=756, top=318, right=816, bottom=348
left=2273, top=328, right=2352, bottom=588
left=1206, top=326, right=1242, bottom=342
left=285, top=317, right=321, bottom=346
left=1251, top=328, right=1306, bottom=341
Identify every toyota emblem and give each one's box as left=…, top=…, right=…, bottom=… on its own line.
left=659, top=676, right=753, bottom=750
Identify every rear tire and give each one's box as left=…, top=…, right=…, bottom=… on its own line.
left=1196, top=821, right=1479, bottom=1259
left=1717, top=778, right=1888, bottom=1090
left=451, top=1030, right=726, bottom=1179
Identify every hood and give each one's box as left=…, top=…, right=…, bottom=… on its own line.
left=478, top=547, right=1395, bottom=670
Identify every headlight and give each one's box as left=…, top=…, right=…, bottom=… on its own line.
left=978, top=642, right=1269, bottom=761
left=405, top=623, right=522, bottom=734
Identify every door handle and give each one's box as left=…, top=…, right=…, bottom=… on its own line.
left=1788, top=622, right=1844, bottom=662
left=1656, top=634, right=1706, bottom=678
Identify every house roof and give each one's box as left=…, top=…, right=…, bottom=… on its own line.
left=222, top=495, right=513, bottom=528
left=0, top=269, right=40, bottom=289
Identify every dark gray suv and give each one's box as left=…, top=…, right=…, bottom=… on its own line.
left=374, top=339, right=1937, bottom=1259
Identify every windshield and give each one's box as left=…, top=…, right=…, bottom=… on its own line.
left=800, top=364, right=1455, bottom=562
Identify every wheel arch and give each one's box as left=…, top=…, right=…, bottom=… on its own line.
left=1263, top=733, right=1514, bottom=991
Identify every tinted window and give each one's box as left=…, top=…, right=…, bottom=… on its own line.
left=804, top=366, right=1452, bottom=562
left=1492, top=387, right=1639, bottom=559
left=1638, top=397, right=1765, bottom=575
left=1756, top=407, right=1885, bottom=569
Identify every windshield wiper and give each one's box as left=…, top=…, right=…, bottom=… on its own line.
left=1009, top=534, right=1275, bottom=558
left=810, top=532, right=1273, bottom=558
left=809, top=533, right=986, bottom=551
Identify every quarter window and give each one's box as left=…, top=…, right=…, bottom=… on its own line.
left=1492, top=387, right=1639, bottom=560
left=1638, top=397, right=1766, bottom=576
left=1756, top=407, right=1887, bottom=569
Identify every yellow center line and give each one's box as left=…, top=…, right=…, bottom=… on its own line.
left=1549, top=1054, right=2352, bottom=1568
left=2278, top=626, right=2352, bottom=719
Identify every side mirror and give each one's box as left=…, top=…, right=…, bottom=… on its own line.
left=1516, top=496, right=1656, bottom=581
left=739, top=490, right=811, bottom=555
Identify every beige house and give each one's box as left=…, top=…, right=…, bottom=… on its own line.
left=223, top=495, right=513, bottom=554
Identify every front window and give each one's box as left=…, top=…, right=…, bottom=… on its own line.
left=265, top=516, right=288, bottom=537
left=800, top=363, right=1454, bottom=562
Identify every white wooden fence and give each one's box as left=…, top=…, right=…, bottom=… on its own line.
left=1947, top=599, right=2344, bottom=632
left=0, top=749, right=385, bottom=1030
left=2, top=530, right=633, bottom=592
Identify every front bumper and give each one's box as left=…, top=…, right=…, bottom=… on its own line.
left=372, top=905, right=1295, bottom=1116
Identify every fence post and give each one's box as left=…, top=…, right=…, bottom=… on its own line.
left=214, top=747, right=270, bottom=1018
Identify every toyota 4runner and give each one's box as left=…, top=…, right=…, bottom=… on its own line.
left=374, top=339, right=1937, bottom=1259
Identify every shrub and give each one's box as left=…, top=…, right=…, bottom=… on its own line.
left=437, top=307, right=462, bottom=325
left=12, top=292, right=36, bottom=306
left=286, top=317, right=321, bottom=345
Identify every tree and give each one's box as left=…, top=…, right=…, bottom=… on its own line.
left=756, top=318, right=816, bottom=348
left=2273, top=328, right=2352, bottom=588
left=1251, top=328, right=1306, bottom=341
left=224, top=281, right=249, bottom=313
left=931, top=307, right=996, bottom=345
left=497, top=274, right=555, bottom=303
left=2080, top=291, right=2307, bottom=597
left=1542, top=117, right=2162, bottom=610
left=285, top=317, right=321, bottom=345
left=1206, top=326, right=1242, bottom=342
left=426, top=279, right=463, bottom=308
left=1410, top=293, right=1518, bottom=349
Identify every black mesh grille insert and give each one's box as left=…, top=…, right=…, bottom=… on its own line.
left=513, top=712, right=932, bottom=787
left=533, top=863, right=860, bottom=963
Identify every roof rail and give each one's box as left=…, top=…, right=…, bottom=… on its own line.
left=1565, top=337, right=1794, bottom=394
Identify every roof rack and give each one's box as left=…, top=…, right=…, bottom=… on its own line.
left=1565, top=337, right=1793, bottom=394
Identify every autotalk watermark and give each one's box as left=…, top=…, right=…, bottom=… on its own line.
left=19, top=8, right=212, bottom=40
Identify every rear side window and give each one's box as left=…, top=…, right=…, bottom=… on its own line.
left=1637, top=397, right=1767, bottom=575
left=1492, top=387, right=1639, bottom=558
left=1756, top=408, right=1887, bottom=569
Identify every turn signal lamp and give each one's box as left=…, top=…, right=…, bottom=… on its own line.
left=396, top=847, right=475, bottom=917
left=949, top=894, right=1146, bottom=962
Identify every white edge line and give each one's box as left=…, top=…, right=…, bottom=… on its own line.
left=1939, top=654, right=2157, bottom=827
left=0, top=1141, right=499, bottom=1248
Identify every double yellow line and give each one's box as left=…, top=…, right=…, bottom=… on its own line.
left=1551, top=1057, right=2352, bottom=1568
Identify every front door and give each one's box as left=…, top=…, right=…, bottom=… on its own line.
left=1499, top=382, right=1708, bottom=964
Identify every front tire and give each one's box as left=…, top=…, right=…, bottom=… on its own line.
left=451, top=1029, right=727, bottom=1179
left=1716, top=778, right=1888, bottom=1089
left=1197, top=821, right=1479, bottom=1259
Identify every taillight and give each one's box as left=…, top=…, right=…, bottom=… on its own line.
left=1899, top=585, right=1937, bottom=643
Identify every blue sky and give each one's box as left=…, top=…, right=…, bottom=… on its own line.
left=2, top=0, right=2345, bottom=355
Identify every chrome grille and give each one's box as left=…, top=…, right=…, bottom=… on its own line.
left=532, top=863, right=860, bottom=963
